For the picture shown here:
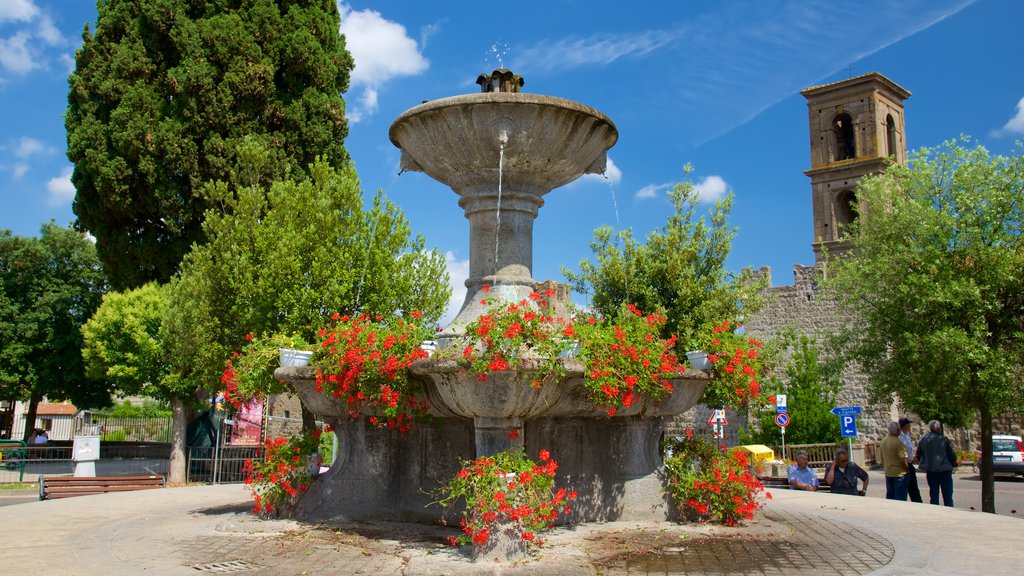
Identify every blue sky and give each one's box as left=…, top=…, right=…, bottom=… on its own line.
left=2, top=0, right=1022, bottom=322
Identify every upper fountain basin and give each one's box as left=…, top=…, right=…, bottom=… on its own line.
left=389, top=92, right=618, bottom=195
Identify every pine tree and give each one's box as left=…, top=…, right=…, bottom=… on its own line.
left=66, top=0, right=354, bottom=289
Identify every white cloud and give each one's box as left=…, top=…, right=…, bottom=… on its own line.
left=515, top=29, right=678, bottom=74
left=0, top=0, right=39, bottom=23
left=439, top=251, right=469, bottom=327
left=46, top=166, right=74, bottom=206
left=578, top=156, right=622, bottom=185
left=35, top=14, right=62, bottom=45
left=0, top=3, right=67, bottom=77
left=15, top=136, right=48, bottom=157
left=635, top=182, right=673, bottom=200
left=693, top=175, right=730, bottom=203
left=12, top=163, right=28, bottom=178
left=514, top=1, right=975, bottom=147
left=0, top=31, right=37, bottom=74
left=337, top=2, right=429, bottom=122
left=991, top=96, right=1024, bottom=138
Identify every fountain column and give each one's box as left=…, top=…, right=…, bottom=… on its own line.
left=459, top=188, right=543, bottom=291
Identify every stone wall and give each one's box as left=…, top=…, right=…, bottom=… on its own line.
left=732, top=263, right=1023, bottom=452
left=741, top=264, right=895, bottom=445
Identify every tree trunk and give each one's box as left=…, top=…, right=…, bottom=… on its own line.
left=978, top=399, right=995, bottom=514
left=168, top=397, right=189, bottom=484
left=21, top=389, right=43, bottom=441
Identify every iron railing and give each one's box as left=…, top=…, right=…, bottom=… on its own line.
left=75, top=416, right=173, bottom=442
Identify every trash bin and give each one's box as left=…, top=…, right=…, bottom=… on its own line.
left=729, top=444, right=775, bottom=474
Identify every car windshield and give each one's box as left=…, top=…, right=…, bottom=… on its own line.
left=992, top=439, right=1020, bottom=452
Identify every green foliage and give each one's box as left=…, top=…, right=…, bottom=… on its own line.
left=93, top=399, right=172, bottom=418
left=828, top=140, right=1024, bottom=426
left=243, top=426, right=330, bottom=516
left=748, top=333, right=843, bottom=445
left=433, top=448, right=574, bottom=547
left=312, top=313, right=434, bottom=430
left=164, top=160, right=451, bottom=398
left=81, top=282, right=169, bottom=399
left=66, top=0, right=355, bottom=289
left=663, top=432, right=766, bottom=525
left=563, top=166, right=765, bottom=347
left=221, top=333, right=303, bottom=407
left=0, top=223, right=108, bottom=406
left=827, top=139, right=1024, bottom=513
left=101, top=430, right=127, bottom=442
left=701, top=321, right=770, bottom=408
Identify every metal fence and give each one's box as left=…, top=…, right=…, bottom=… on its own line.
left=0, top=443, right=170, bottom=483
left=75, top=416, right=173, bottom=442
left=186, top=444, right=263, bottom=484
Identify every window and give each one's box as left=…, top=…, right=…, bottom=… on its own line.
left=835, top=190, right=858, bottom=235
left=39, top=417, right=53, bottom=431
left=833, top=113, right=856, bottom=160
left=886, top=114, right=897, bottom=158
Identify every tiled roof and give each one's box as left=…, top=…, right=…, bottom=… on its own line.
left=801, top=72, right=911, bottom=99
left=36, top=403, right=78, bottom=416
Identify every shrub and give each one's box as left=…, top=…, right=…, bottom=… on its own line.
left=663, top=431, right=768, bottom=525
left=434, top=448, right=576, bottom=548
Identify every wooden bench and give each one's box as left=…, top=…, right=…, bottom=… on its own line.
left=39, top=474, right=166, bottom=500
left=759, top=476, right=832, bottom=492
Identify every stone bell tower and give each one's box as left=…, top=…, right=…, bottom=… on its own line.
left=802, top=72, right=910, bottom=262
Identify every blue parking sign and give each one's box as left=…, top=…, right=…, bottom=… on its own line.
left=840, top=414, right=858, bottom=438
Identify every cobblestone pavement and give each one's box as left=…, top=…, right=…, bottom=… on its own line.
left=174, top=507, right=892, bottom=575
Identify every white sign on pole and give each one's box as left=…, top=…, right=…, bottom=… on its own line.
left=776, top=394, right=788, bottom=413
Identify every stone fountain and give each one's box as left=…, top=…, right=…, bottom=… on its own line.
left=277, top=70, right=710, bottom=531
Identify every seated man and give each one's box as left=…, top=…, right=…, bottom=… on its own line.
left=824, top=447, right=869, bottom=496
left=787, top=450, right=819, bottom=491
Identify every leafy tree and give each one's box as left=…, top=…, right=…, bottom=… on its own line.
left=748, top=333, right=844, bottom=446
left=0, top=224, right=107, bottom=439
left=66, top=0, right=354, bottom=289
left=160, top=160, right=450, bottom=477
left=563, top=166, right=765, bottom=351
left=81, top=282, right=169, bottom=399
left=827, top=139, right=1024, bottom=514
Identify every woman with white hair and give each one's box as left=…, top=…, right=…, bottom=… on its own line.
left=915, top=420, right=958, bottom=506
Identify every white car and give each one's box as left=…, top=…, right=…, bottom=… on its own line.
left=991, top=435, right=1024, bottom=476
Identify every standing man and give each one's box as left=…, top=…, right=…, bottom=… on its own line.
left=824, top=447, right=869, bottom=496
left=787, top=450, right=819, bottom=491
left=916, top=420, right=958, bottom=507
left=880, top=421, right=909, bottom=500
left=898, top=417, right=923, bottom=502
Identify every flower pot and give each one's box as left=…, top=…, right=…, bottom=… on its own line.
left=279, top=348, right=314, bottom=367
left=686, top=350, right=711, bottom=371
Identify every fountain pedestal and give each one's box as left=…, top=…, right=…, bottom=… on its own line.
left=278, top=362, right=708, bottom=524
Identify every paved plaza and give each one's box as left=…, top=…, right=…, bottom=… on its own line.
left=0, top=483, right=1021, bottom=575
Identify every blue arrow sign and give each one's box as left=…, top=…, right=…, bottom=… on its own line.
left=830, top=406, right=863, bottom=416
left=840, top=414, right=858, bottom=438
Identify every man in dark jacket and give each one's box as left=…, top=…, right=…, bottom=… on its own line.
left=824, top=447, right=869, bottom=495
left=916, top=420, right=958, bottom=506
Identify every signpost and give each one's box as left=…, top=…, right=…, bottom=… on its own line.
left=707, top=409, right=728, bottom=439
left=830, top=406, right=862, bottom=456
left=775, top=412, right=790, bottom=459
left=775, top=394, right=788, bottom=413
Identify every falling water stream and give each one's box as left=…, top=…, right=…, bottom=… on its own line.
left=603, top=172, right=620, bottom=227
